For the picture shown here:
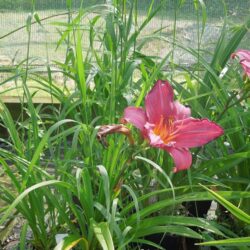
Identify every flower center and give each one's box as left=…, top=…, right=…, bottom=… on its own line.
left=153, top=115, right=175, bottom=145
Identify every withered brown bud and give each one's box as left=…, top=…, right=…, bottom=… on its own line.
left=120, top=118, right=127, bottom=124
left=113, top=178, right=123, bottom=195
left=97, top=124, right=134, bottom=148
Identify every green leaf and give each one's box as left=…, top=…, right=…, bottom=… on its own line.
left=124, top=190, right=250, bottom=225
left=147, top=0, right=155, bottom=18
left=0, top=101, right=24, bottom=156
left=198, top=0, right=207, bottom=36
left=135, top=216, right=224, bottom=236
left=21, top=119, right=77, bottom=190
left=200, top=184, right=250, bottom=224
left=91, top=220, right=114, bottom=250
left=54, top=234, right=89, bottom=250
left=132, top=239, right=164, bottom=250
left=135, top=156, right=175, bottom=194
left=122, top=185, right=140, bottom=228
left=26, top=13, right=32, bottom=33
left=20, top=222, right=28, bottom=250
left=134, top=225, right=202, bottom=239
left=33, top=12, right=42, bottom=26
left=197, top=237, right=250, bottom=247
left=76, top=29, right=86, bottom=107
left=135, top=52, right=171, bottom=107
left=97, top=165, right=110, bottom=214
left=0, top=180, right=71, bottom=226
left=82, top=168, right=94, bottom=219
left=66, top=0, right=72, bottom=9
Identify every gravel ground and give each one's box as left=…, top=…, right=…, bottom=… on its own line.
left=0, top=217, right=33, bottom=250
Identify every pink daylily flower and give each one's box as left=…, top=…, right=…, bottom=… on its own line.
left=231, top=49, right=250, bottom=78
left=122, top=80, right=224, bottom=172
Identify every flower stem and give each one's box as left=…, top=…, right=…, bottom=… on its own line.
left=217, top=90, right=249, bottom=120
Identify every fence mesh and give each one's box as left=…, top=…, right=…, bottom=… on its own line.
left=0, top=1, right=249, bottom=69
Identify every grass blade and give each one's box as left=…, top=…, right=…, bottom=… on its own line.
left=200, top=184, right=250, bottom=224
left=197, top=237, right=250, bottom=247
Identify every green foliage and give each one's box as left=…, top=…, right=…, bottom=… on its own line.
left=198, top=236, right=250, bottom=247
left=0, top=0, right=250, bottom=249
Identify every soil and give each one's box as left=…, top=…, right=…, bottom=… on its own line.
left=0, top=217, right=33, bottom=250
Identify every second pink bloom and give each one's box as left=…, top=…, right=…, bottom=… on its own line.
left=231, top=49, right=250, bottom=78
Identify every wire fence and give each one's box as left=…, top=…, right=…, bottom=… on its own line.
left=0, top=0, right=249, bottom=68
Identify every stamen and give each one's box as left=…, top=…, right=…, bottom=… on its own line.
left=153, top=115, right=175, bottom=144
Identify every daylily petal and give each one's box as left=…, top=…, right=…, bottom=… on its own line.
left=164, top=147, right=192, bottom=172
left=146, top=128, right=165, bottom=148
left=173, top=101, right=191, bottom=120
left=173, top=118, right=224, bottom=148
left=121, top=80, right=224, bottom=173
left=122, top=106, right=147, bottom=131
left=240, top=60, right=250, bottom=77
left=145, top=80, right=174, bottom=123
left=232, top=49, right=250, bottom=77
left=231, top=49, right=250, bottom=61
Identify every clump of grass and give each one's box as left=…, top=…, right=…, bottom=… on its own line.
left=0, top=0, right=250, bottom=249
